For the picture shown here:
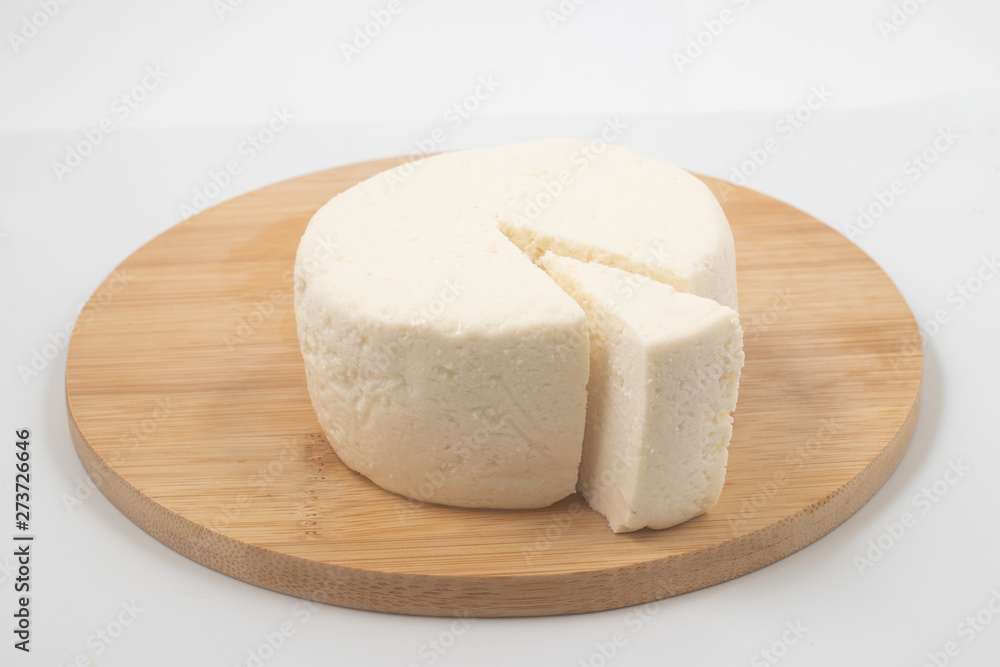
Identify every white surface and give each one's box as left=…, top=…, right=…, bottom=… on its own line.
left=1, top=1, right=998, bottom=666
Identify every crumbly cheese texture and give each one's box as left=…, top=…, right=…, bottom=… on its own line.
left=538, top=254, right=744, bottom=532
left=295, top=214, right=590, bottom=509
left=294, top=138, right=739, bottom=512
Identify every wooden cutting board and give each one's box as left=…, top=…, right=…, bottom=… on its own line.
left=66, top=156, right=923, bottom=617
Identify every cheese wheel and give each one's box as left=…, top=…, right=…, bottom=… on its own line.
left=294, top=139, right=738, bottom=510
left=538, top=254, right=744, bottom=532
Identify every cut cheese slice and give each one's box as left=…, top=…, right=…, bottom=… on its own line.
left=538, top=253, right=744, bottom=532
left=294, top=139, right=739, bottom=512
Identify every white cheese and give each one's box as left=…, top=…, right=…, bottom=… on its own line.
left=538, top=254, right=744, bottom=532
left=294, top=138, right=739, bottom=513
left=492, top=140, right=737, bottom=309
left=295, top=214, right=590, bottom=509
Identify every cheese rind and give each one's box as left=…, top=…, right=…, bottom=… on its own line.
left=538, top=254, right=744, bottom=532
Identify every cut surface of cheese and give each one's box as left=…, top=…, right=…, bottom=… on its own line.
left=538, top=253, right=744, bottom=532
left=294, top=139, right=739, bottom=511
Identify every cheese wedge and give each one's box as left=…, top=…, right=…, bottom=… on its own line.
left=294, top=139, right=739, bottom=512
left=538, top=254, right=744, bottom=532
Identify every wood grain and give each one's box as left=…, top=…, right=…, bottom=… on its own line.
left=65, top=157, right=923, bottom=617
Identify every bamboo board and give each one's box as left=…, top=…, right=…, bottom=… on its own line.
left=65, top=156, right=923, bottom=617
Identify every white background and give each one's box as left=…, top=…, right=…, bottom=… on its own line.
left=2, top=1, right=999, bottom=665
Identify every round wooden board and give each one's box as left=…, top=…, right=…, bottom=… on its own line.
left=66, top=156, right=922, bottom=617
